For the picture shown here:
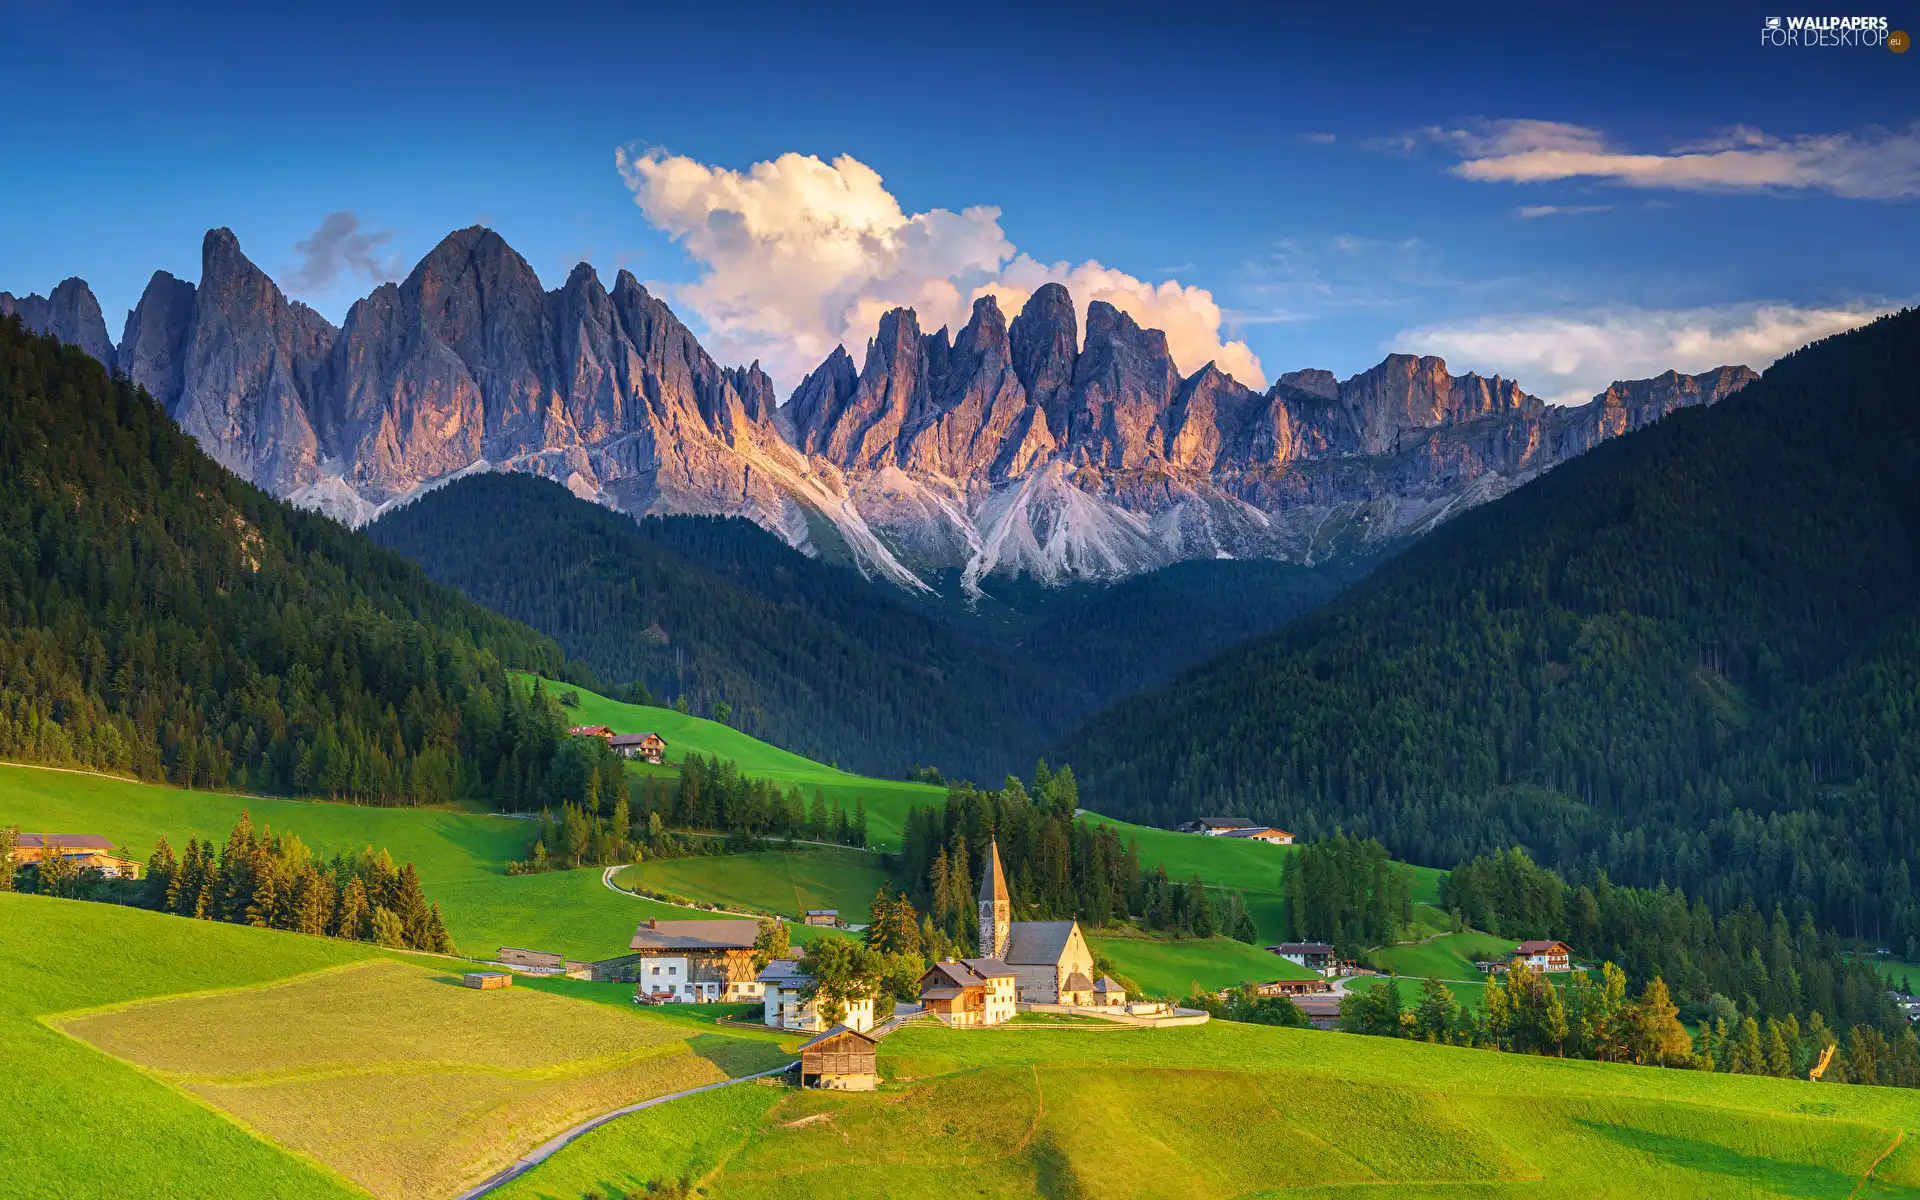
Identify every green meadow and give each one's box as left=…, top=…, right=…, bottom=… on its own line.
left=1089, top=932, right=1314, bottom=998
left=504, top=1013, right=1920, bottom=1199
left=525, top=675, right=947, bottom=850
left=616, top=847, right=888, bottom=922
left=1369, top=929, right=1516, bottom=980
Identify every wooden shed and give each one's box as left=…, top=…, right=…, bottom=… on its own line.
left=798, top=1024, right=878, bottom=1091
left=463, top=972, right=513, bottom=990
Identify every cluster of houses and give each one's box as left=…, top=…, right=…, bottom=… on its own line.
left=6, top=833, right=141, bottom=880
left=566, top=725, right=669, bottom=765
left=1173, top=816, right=1293, bottom=843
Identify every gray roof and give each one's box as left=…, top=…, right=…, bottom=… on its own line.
left=1005, top=921, right=1079, bottom=966
left=1196, top=817, right=1255, bottom=829
left=609, top=732, right=665, bottom=747
left=755, top=958, right=810, bottom=985
left=922, top=958, right=1013, bottom=992
left=14, top=833, right=114, bottom=850
left=1062, top=971, right=1094, bottom=992
left=629, top=919, right=760, bottom=951
left=1093, top=975, right=1124, bottom=993
left=979, top=839, right=1010, bottom=909
left=798, top=1023, right=874, bottom=1052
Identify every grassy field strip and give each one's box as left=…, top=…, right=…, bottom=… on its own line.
left=453, top=1060, right=799, bottom=1200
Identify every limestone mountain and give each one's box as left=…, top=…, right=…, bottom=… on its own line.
left=13, top=227, right=1755, bottom=592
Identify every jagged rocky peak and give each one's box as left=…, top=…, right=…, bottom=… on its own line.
left=785, top=344, right=859, bottom=455
left=1010, top=282, right=1078, bottom=437
left=119, top=270, right=198, bottom=408
left=1, top=276, right=117, bottom=370
left=1277, top=368, right=1338, bottom=401
left=1332, top=353, right=1537, bottom=457
left=1065, top=300, right=1182, bottom=470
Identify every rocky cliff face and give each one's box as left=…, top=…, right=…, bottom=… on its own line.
left=11, top=227, right=1758, bottom=593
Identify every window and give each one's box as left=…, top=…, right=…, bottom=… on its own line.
left=669, top=966, right=678, bottom=975
left=651, top=966, right=660, bottom=975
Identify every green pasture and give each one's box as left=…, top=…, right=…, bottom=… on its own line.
left=1088, top=933, right=1313, bottom=999
left=507, top=1016, right=1920, bottom=1199
left=617, top=846, right=888, bottom=923
left=526, top=674, right=949, bottom=850
left=1369, top=930, right=1516, bottom=980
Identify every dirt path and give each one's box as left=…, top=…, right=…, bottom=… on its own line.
left=451, top=1061, right=796, bottom=1200
left=1849, top=1128, right=1905, bottom=1199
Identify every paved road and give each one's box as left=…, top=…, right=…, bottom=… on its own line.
left=451, top=1061, right=797, bottom=1200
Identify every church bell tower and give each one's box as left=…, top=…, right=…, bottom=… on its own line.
left=978, top=839, right=1010, bottom=959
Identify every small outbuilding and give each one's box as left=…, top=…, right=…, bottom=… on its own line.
left=798, top=1023, right=878, bottom=1091
left=463, top=972, right=513, bottom=990
left=804, top=909, right=839, bottom=927
left=1092, top=975, right=1127, bottom=1007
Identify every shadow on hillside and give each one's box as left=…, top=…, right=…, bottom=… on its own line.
left=1575, top=1118, right=1871, bottom=1197
left=688, top=1032, right=791, bottom=1079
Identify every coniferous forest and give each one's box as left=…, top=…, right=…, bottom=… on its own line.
left=1063, top=308, right=1920, bottom=947
left=0, top=317, right=591, bottom=809
left=366, top=471, right=1353, bottom=779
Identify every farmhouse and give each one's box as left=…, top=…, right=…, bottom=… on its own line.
left=918, top=958, right=1018, bottom=1026
left=608, top=732, right=668, bottom=764
left=628, top=919, right=761, bottom=1002
left=566, top=725, right=612, bottom=740
left=1175, top=817, right=1258, bottom=836
left=804, top=909, right=839, bottom=927
left=1512, top=940, right=1574, bottom=972
left=8, top=833, right=140, bottom=879
left=1219, top=826, right=1294, bottom=844
left=798, top=1024, right=879, bottom=1091
left=978, top=841, right=1097, bottom=1004
left=1270, top=942, right=1336, bottom=972
left=758, top=957, right=875, bottom=1032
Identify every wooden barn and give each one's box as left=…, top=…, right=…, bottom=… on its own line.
left=462, top=972, right=512, bottom=990
left=798, top=1024, right=878, bottom=1091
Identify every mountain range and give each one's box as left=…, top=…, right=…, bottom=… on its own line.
left=4, top=227, right=1757, bottom=591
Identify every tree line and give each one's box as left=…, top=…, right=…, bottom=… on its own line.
left=1279, top=833, right=1414, bottom=956
left=897, top=761, right=1258, bottom=949
left=2, top=813, right=454, bottom=953
left=630, top=753, right=869, bottom=848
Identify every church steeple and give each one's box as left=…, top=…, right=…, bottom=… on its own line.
left=978, top=838, right=1010, bottom=959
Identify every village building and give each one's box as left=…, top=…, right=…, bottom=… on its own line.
left=1092, top=976, right=1127, bottom=1008
left=977, top=841, right=1098, bottom=1004
left=917, top=958, right=1018, bottom=1026
left=1174, top=817, right=1258, bottom=836
left=798, top=1024, right=879, bottom=1091
left=8, top=833, right=140, bottom=879
left=1270, top=942, right=1337, bottom=972
left=1218, top=826, right=1293, bottom=844
left=1512, top=940, right=1574, bottom=972
left=804, top=909, right=839, bottom=927
left=608, top=732, right=668, bottom=764
left=758, top=958, right=875, bottom=1032
left=566, top=725, right=612, bottom=740
left=628, top=919, right=760, bottom=1003
left=1251, top=978, right=1333, bottom=997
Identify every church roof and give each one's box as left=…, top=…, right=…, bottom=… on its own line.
left=1063, top=971, right=1094, bottom=992
left=1005, top=920, right=1079, bottom=966
left=979, top=839, right=1010, bottom=909
left=1093, top=975, right=1124, bottom=993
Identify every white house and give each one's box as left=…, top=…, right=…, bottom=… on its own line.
left=1512, top=940, right=1574, bottom=973
left=756, top=958, right=875, bottom=1033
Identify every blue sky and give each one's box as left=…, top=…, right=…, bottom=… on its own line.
left=1, top=0, right=1914, bottom=401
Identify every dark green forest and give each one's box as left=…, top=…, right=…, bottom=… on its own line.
left=1063, top=308, right=1920, bottom=947
left=0, top=316, right=595, bottom=810
left=365, top=472, right=1353, bottom=780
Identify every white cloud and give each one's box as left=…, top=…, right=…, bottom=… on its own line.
left=615, top=146, right=1265, bottom=391
left=1441, top=119, right=1920, bottom=199
left=1396, top=302, right=1893, bottom=405
left=1516, top=204, right=1612, bottom=218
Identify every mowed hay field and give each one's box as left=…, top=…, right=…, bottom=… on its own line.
left=59, top=957, right=789, bottom=1200
left=1088, top=932, right=1315, bottom=998
left=506, top=1019, right=1920, bottom=1199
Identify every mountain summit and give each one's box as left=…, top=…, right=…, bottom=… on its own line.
left=11, top=228, right=1756, bottom=591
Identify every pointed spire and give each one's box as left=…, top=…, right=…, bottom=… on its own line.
left=979, top=839, right=1009, bottom=909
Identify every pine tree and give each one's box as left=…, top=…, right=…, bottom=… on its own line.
left=809, top=789, right=828, bottom=840
left=852, top=798, right=868, bottom=848
left=424, top=903, right=456, bottom=954
left=393, top=863, right=433, bottom=949
left=0, top=825, right=15, bottom=893
left=370, top=906, right=407, bottom=948
left=335, top=877, right=372, bottom=941
left=144, top=836, right=177, bottom=909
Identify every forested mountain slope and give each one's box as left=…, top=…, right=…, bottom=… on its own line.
left=367, top=473, right=1353, bottom=779
left=1062, top=308, right=1920, bottom=944
left=0, top=315, right=586, bottom=805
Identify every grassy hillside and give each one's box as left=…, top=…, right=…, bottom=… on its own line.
left=504, top=1013, right=1920, bottom=1199
left=530, top=675, right=946, bottom=850
left=2, top=895, right=795, bottom=1200
left=1088, top=932, right=1314, bottom=997
left=617, top=848, right=887, bottom=922
left=0, top=763, right=839, bottom=962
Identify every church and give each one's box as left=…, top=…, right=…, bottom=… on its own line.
left=977, top=840, right=1098, bottom=1005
